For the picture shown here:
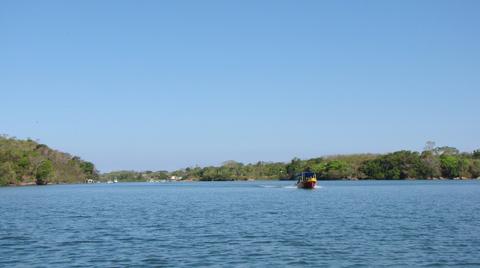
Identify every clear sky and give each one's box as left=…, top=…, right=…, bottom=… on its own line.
left=1, top=1, right=479, bottom=172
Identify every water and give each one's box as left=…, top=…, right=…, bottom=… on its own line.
left=1, top=180, right=480, bottom=267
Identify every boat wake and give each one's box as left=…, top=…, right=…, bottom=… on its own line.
left=258, top=185, right=283, bottom=188
left=259, top=185, right=323, bottom=189
left=258, top=185, right=322, bottom=189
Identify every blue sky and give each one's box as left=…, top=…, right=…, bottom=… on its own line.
left=1, top=1, right=479, bottom=172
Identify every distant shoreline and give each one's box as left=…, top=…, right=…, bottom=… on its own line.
left=2, top=136, right=479, bottom=187
left=2, top=177, right=480, bottom=188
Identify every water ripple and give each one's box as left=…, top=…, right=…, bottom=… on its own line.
left=1, top=180, right=480, bottom=267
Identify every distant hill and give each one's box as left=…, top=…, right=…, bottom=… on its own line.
left=0, top=135, right=98, bottom=186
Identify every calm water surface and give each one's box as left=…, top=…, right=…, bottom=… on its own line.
left=1, top=180, right=480, bottom=267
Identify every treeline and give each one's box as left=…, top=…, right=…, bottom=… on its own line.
left=167, top=144, right=480, bottom=181
left=170, top=161, right=288, bottom=181
left=4, top=136, right=479, bottom=185
left=100, top=170, right=169, bottom=182
left=0, top=135, right=98, bottom=186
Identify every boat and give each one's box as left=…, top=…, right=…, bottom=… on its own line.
left=295, top=172, right=317, bottom=189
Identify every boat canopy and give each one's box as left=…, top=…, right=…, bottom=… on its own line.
left=295, top=172, right=316, bottom=180
left=302, top=172, right=315, bottom=178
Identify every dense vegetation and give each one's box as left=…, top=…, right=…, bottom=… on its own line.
left=0, top=135, right=98, bottom=186
left=153, top=143, right=480, bottom=181
left=2, top=136, right=479, bottom=185
left=100, top=170, right=169, bottom=182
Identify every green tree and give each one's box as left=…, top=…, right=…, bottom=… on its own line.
left=469, top=160, right=480, bottom=178
left=360, top=151, right=421, bottom=179
left=360, top=160, right=385, bottom=179
left=0, top=162, right=17, bottom=186
left=473, top=150, right=480, bottom=159
left=419, top=151, right=441, bottom=178
left=35, top=160, right=54, bottom=185
left=435, top=146, right=460, bottom=156
left=440, top=155, right=461, bottom=178
left=80, top=161, right=98, bottom=180
left=319, top=160, right=353, bottom=179
left=286, top=157, right=303, bottom=178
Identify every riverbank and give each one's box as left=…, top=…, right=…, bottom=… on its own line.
left=3, top=177, right=480, bottom=187
left=2, top=136, right=479, bottom=186
left=102, top=148, right=480, bottom=182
